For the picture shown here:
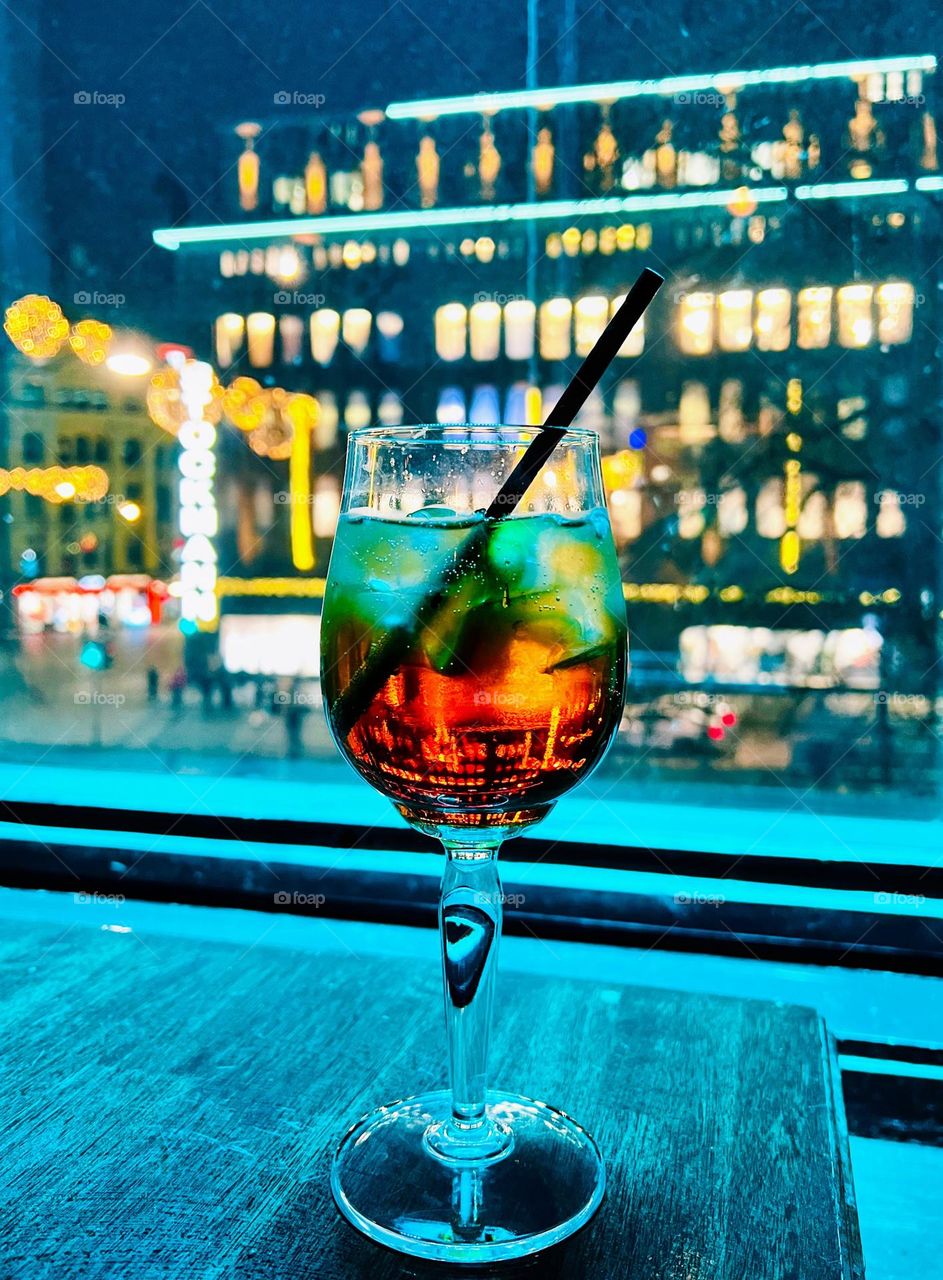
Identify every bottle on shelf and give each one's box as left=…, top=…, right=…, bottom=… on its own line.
left=236, top=122, right=262, bottom=212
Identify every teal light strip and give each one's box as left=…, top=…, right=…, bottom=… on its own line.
left=915, top=175, right=943, bottom=191
left=152, top=185, right=790, bottom=249
left=795, top=178, right=910, bottom=200
left=386, top=56, right=937, bottom=119
left=840, top=1054, right=943, bottom=1082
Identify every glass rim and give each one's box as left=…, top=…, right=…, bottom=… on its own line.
left=346, top=423, right=599, bottom=447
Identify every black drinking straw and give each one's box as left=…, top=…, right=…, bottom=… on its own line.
left=330, top=267, right=665, bottom=740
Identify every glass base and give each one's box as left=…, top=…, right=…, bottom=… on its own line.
left=331, top=1090, right=605, bottom=1264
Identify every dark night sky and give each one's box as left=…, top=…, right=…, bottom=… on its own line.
left=5, top=0, right=937, bottom=333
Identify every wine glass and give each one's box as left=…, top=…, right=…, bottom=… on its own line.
left=321, top=424, right=627, bottom=1263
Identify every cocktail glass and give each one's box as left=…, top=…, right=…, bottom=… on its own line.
left=321, top=425, right=627, bottom=1263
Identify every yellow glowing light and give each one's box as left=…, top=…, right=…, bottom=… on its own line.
left=216, top=576, right=326, bottom=599
left=434, top=303, right=467, bottom=361
left=341, top=240, right=362, bottom=269
left=779, top=529, right=801, bottom=575
left=286, top=394, right=318, bottom=573
left=610, top=296, right=645, bottom=356
left=786, top=431, right=802, bottom=452
left=678, top=292, right=715, bottom=355
left=4, top=294, right=69, bottom=359
left=545, top=233, right=563, bottom=259
left=118, top=501, right=142, bottom=523
left=797, top=287, right=832, bottom=349
left=786, top=378, right=802, bottom=415
left=469, top=301, right=501, bottom=361
left=636, top=223, right=652, bottom=250
left=106, top=352, right=152, bottom=377
left=147, top=362, right=224, bottom=437
left=836, top=284, right=873, bottom=348
left=474, top=236, right=496, bottom=264
left=503, top=300, right=536, bottom=361
left=561, top=227, right=581, bottom=257
left=310, top=309, right=341, bottom=365
left=214, top=313, right=245, bottom=368
left=271, top=244, right=305, bottom=285
left=342, top=308, right=372, bottom=354
left=616, top=224, right=635, bottom=250
left=223, top=376, right=268, bottom=432
left=54, top=480, right=76, bottom=500
left=574, top=296, right=609, bottom=356
left=69, top=319, right=112, bottom=366
left=876, top=281, right=915, bottom=345
left=717, top=290, right=753, bottom=352
left=754, top=288, right=791, bottom=352
left=538, top=298, right=572, bottom=360
left=246, top=312, right=276, bottom=367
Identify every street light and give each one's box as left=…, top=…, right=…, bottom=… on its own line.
left=105, top=352, right=152, bottom=377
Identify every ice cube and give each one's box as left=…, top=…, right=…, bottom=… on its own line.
left=409, top=505, right=457, bottom=521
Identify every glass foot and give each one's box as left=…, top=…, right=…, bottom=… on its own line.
left=331, top=1090, right=605, bottom=1264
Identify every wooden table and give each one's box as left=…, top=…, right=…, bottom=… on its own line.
left=0, top=898, right=863, bottom=1278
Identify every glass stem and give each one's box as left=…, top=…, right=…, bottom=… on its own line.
left=432, top=840, right=509, bottom=1162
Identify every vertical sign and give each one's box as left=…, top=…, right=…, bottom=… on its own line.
left=177, top=360, right=219, bottom=629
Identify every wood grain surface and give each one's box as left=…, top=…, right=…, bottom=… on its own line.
left=0, top=903, right=864, bottom=1279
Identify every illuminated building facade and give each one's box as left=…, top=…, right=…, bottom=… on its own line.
left=3, top=342, right=177, bottom=579
left=153, top=55, right=942, bottom=705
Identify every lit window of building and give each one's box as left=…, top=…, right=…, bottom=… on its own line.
left=611, top=296, right=645, bottom=356
left=436, top=387, right=466, bottom=424
left=717, top=290, right=753, bottom=352
left=434, top=304, right=467, bottom=362
left=246, top=313, right=275, bottom=368
left=608, top=488, right=643, bottom=542
left=833, top=481, right=867, bottom=538
left=344, top=391, right=372, bottom=430
left=876, top=489, right=906, bottom=538
left=756, top=478, right=786, bottom=538
left=718, top=379, right=746, bottom=442
left=677, top=292, right=714, bottom=355
left=797, top=487, right=827, bottom=539
left=469, top=301, right=502, bottom=361
left=342, top=308, right=372, bottom=354
left=718, top=486, right=748, bottom=536
left=310, top=310, right=341, bottom=365
left=836, top=285, right=874, bottom=348
left=678, top=489, right=706, bottom=539
left=679, top=381, right=713, bottom=444
left=313, top=476, right=341, bottom=538
left=755, top=289, right=791, bottom=351
left=279, top=315, right=304, bottom=365
left=797, top=287, right=833, bottom=349
left=503, top=300, right=536, bottom=361
left=377, top=392, right=403, bottom=426
left=574, top=296, right=609, bottom=356
left=214, top=314, right=244, bottom=368
left=313, top=391, right=339, bottom=449
left=876, top=282, right=915, bottom=345
left=538, top=298, right=572, bottom=360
